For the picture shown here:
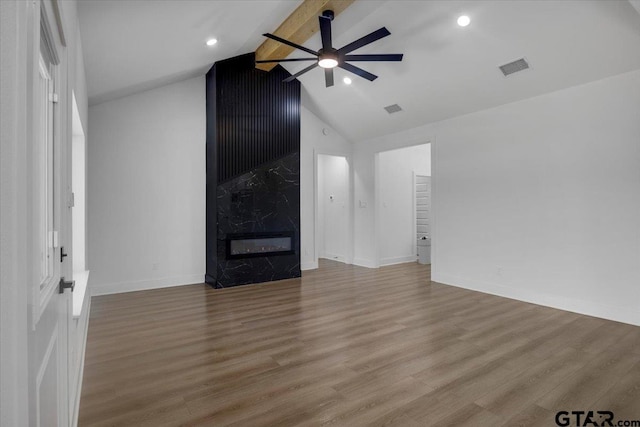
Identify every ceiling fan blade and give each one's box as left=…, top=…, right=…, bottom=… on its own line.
left=319, top=15, right=332, bottom=50
left=338, top=27, right=391, bottom=54
left=339, top=62, right=378, bottom=81
left=283, top=63, right=318, bottom=82
left=263, top=33, right=318, bottom=56
left=325, top=68, right=334, bottom=87
left=343, top=54, right=403, bottom=62
left=255, top=58, right=318, bottom=63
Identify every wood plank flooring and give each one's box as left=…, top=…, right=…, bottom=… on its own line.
left=79, top=260, right=640, bottom=426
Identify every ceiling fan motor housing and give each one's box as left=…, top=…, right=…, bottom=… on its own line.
left=322, top=10, right=335, bottom=21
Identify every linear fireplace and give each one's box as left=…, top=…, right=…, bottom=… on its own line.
left=226, top=232, right=294, bottom=259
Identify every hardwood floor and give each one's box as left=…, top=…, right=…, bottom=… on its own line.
left=79, top=260, right=640, bottom=426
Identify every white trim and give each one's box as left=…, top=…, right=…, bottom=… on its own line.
left=411, top=171, right=417, bottom=256
left=50, top=0, right=67, bottom=47
left=373, top=152, right=381, bottom=268
left=301, top=261, right=318, bottom=271
left=33, top=51, right=58, bottom=328
left=430, top=137, right=438, bottom=278
left=432, top=273, right=640, bottom=327
left=379, top=255, right=417, bottom=267
left=70, top=294, right=90, bottom=427
left=91, top=274, right=204, bottom=296
left=320, top=252, right=348, bottom=263
left=352, top=257, right=377, bottom=269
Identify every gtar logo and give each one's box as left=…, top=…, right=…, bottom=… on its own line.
left=555, top=411, right=614, bottom=427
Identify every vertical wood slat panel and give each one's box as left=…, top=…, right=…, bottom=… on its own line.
left=212, top=53, right=300, bottom=183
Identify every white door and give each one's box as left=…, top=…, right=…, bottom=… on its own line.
left=0, top=2, right=73, bottom=426
left=29, top=13, right=72, bottom=426
left=415, top=175, right=431, bottom=240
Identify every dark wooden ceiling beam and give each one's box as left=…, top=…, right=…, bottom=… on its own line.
left=255, top=0, right=356, bottom=72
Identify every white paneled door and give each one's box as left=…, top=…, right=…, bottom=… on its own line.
left=415, top=175, right=431, bottom=241
left=2, top=2, right=88, bottom=425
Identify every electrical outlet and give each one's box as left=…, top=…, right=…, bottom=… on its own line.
left=496, top=266, right=503, bottom=277
left=152, top=263, right=159, bottom=271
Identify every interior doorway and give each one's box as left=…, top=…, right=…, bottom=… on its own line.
left=375, top=143, right=431, bottom=267
left=316, top=153, right=351, bottom=265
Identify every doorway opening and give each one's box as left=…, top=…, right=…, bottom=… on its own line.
left=375, top=143, right=431, bottom=267
left=316, top=153, right=351, bottom=266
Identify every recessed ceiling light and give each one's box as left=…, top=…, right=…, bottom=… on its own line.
left=206, top=38, right=218, bottom=46
left=343, top=77, right=352, bottom=85
left=457, top=15, right=470, bottom=27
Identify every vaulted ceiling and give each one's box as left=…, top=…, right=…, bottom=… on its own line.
left=79, top=0, right=640, bottom=142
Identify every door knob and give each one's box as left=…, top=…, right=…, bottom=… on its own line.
left=59, top=277, right=75, bottom=294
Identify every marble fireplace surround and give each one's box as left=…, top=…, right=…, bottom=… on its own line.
left=213, top=152, right=301, bottom=288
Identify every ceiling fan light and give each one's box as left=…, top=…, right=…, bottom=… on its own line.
left=318, top=57, right=338, bottom=68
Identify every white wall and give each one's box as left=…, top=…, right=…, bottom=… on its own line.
left=318, top=155, right=349, bottom=262
left=88, top=77, right=206, bottom=295
left=300, top=106, right=352, bottom=270
left=378, top=144, right=430, bottom=265
left=356, top=69, right=640, bottom=326
left=86, top=88, right=346, bottom=292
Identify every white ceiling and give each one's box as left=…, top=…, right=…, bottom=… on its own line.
left=78, top=0, right=298, bottom=106
left=79, top=0, right=640, bottom=142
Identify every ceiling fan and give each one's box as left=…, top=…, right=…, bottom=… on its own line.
left=256, top=10, right=403, bottom=87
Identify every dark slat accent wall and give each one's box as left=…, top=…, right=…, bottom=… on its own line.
left=213, top=53, right=300, bottom=183
left=205, top=52, right=301, bottom=287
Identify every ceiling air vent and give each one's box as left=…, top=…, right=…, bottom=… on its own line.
left=384, top=104, right=403, bottom=114
left=499, top=58, right=530, bottom=77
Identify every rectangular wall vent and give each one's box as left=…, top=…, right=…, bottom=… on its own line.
left=384, top=104, right=403, bottom=114
left=499, top=58, right=530, bottom=76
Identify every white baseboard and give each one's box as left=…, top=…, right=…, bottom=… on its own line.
left=433, top=272, right=640, bottom=327
left=380, top=255, right=417, bottom=267
left=353, top=257, right=377, bottom=269
left=91, top=274, right=204, bottom=296
left=301, top=261, right=318, bottom=271
left=320, top=252, right=348, bottom=263
left=71, top=289, right=91, bottom=427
